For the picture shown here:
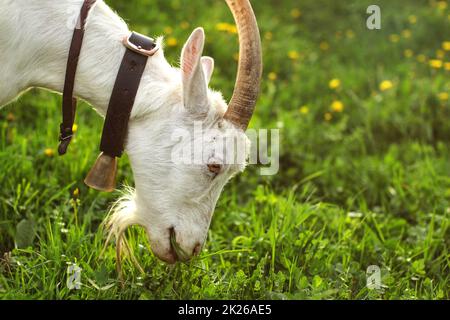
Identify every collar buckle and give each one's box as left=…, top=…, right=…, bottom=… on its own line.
left=122, top=33, right=159, bottom=56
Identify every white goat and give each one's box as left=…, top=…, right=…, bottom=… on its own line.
left=0, top=0, right=262, bottom=264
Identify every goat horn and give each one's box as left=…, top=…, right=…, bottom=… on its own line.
left=223, top=0, right=263, bottom=130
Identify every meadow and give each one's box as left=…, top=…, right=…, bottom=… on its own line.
left=0, top=0, right=449, bottom=299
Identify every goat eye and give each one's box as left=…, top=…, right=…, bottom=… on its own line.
left=207, top=163, right=222, bottom=176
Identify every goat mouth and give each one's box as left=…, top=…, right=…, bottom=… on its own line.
left=169, top=227, right=190, bottom=262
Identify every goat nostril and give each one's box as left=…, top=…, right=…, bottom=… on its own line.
left=193, top=243, right=202, bottom=256
left=168, top=227, right=201, bottom=260
left=207, top=163, right=221, bottom=174
left=168, top=227, right=177, bottom=257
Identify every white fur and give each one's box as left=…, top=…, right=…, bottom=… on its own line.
left=0, top=0, right=250, bottom=263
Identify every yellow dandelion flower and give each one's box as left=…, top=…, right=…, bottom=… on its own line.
left=216, top=22, right=230, bottom=32
left=324, top=112, right=333, bottom=121
left=429, top=59, right=443, bottom=69
left=346, top=29, right=355, bottom=39
left=291, top=8, right=302, bottom=18
left=166, top=37, right=178, bottom=47
left=216, top=23, right=237, bottom=34
left=329, top=78, right=341, bottom=90
left=408, top=15, right=417, bottom=24
left=445, top=62, right=450, bottom=71
left=44, top=148, right=55, bottom=157
left=331, top=101, right=344, bottom=113
left=264, top=32, right=273, bottom=41
left=401, top=29, right=412, bottom=39
left=404, top=49, right=414, bottom=58
left=416, top=54, right=427, bottom=63
left=436, top=50, right=445, bottom=59
left=164, top=26, right=173, bottom=35
left=442, top=41, right=450, bottom=51
left=6, top=112, right=15, bottom=122
left=227, top=25, right=238, bottom=34
left=180, top=21, right=190, bottom=30
left=438, top=92, right=449, bottom=101
left=72, top=124, right=78, bottom=133
left=389, top=34, right=400, bottom=43
left=319, top=41, right=330, bottom=51
left=380, top=80, right=394, bottom=91
left=299, top=106, right=309, bottom=114
left=437, top=1, right=447, bottom=10
left=288, top=50, right=300, bottom=60
left=268, top=72, right=277, bottom=81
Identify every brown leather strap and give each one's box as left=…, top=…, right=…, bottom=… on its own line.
left=59, top=0, right=97, bottom=155
left=99, top=32, right=156, bottom=158
left=60, top=0, right=156, bottom=160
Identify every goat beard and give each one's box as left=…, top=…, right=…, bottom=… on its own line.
left=101, top=186, right=145, bottom=284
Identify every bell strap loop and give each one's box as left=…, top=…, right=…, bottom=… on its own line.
left=59, top=0, right=97, bottom=155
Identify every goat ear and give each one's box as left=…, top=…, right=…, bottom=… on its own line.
left=181, top=28, right=208, bottom=114
left=201, top=56, right=214, bottom=85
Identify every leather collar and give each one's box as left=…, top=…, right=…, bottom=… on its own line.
left=60, top=0, right=158, bottom=191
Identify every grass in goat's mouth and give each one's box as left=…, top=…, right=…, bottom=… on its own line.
left=169, top=228, right=190, bottom=261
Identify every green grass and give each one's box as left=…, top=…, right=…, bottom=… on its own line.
left=0, top=0, right=449, bottom=299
